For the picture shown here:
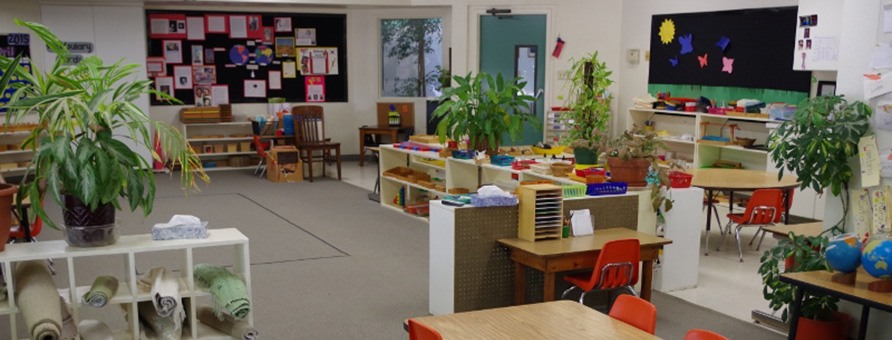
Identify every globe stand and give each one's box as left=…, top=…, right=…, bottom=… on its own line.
left=867, top=278, right=892, bottom=293
left=831, top=271, right=856, bottom=285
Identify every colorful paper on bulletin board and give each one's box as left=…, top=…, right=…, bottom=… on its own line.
left=871, top=186, right=891, bottom=233
left=859, top=135, right=881, bottom=188
left=298, top=47, right=338, bottom=75
left=305, top=76, right=325, bottom=102
left=852, top=188, right=872, bottom=239
left=876, top=101, right=892, bottom=131
left=0, top=34, right=32, bottom=113
left=148, top=14, right=188, bottom=39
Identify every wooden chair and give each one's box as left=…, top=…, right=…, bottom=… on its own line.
left=291, top=105, right=341, bottom=182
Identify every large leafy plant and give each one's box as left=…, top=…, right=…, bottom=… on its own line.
left=557, top=52, right=613, bottom=150
left=432, top=72, right=538, bottom=151
left=759, top=233, right=838, bottom=322
left=0, top=20, right=208, bottom=228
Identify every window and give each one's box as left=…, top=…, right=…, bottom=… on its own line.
left=381, top=18, right=443, bottom=98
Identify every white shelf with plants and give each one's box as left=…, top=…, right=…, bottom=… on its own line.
left=182, top=120, right=257, bottom=171
left=0, top=228, right=252, bottom=340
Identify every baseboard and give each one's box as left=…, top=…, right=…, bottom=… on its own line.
left=752, top=309, right=788, bottom=334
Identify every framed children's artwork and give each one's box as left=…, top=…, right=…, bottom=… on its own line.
left=193, top=65, right=216, bottom=84
left=274, top=17, right=292, bottom=32
left=154, top=76, right=174, bottom=100
left=162, top=40, right=182, bottom=64
left=173, top=65, right=193, bottom=89
left=261, top=27, right=274, bottom=45
left=191, top=45, right=203, bottom=65
left=275, top=37, right=295, bottom=57
left=148, top=14, right=187, bottom=39
left=194, top=85, right=212, bottom=107
left=295, top=28, right=316, bottom=46
left=244, top=79, right=267, bottom=98
left=146, top=57, right=166, bottom=77
left=205, top=14, right=228, bottom=33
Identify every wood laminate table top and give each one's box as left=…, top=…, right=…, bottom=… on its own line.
left=762, top=222, right=824, bottom=239
left=688, top=168, right=799, bottom=191
left=498, top=228, right=671, bottom=257
left=411, top=300, right=661, bottom=339
left=781, top=269, right=892, bottom=312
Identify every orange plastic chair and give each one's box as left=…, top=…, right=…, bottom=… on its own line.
left=561, top=238, right=640, bottom=303
left=717, top=189, right=784, bottom=262
left=252, top=136, right=270, bottom=178
left=609, top=294, right=656, bottom=334
left=407, top=319, right=443, bottom=340
left=684, top=329, right=730, bottom=340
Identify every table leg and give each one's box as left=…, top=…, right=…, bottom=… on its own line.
left=390, top=130, right=398, bottom=145
left=641, top=260, right=654, bottom=301
left=859, top=305, right=870, bottom=340
left=729, top=191, right=735, bottom=214
left=336, top=145, right=342, bottom=180
left=359, top=130, right=365, bottom=167
left=706, top=189, right=714, bottom=231
left=514, top=262, right=525, bottom=305
left=788, top=287, right=803, bottom=340
left=543, top=271, right=556, bottom=302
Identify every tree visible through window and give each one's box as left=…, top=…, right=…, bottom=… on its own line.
left=381, top=18, right=443, bottom=97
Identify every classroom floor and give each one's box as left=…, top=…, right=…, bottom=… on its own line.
left=333, top=158, right=780, bottom=324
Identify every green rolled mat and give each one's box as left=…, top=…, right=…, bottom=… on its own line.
left=14, top=260, right=61, bottom=340
left=82, top=275, right=119, bottom=308
left=193, top=264, right=251, bottom=319
left=197, top=306, right=259, bottom=339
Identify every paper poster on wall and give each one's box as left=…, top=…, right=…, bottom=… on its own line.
left=295, top=28, right=317, bottom=46
left=229, top=45, right=249, bottom=66
left=864, top=72, right=892, bottom=100
left=194, top=85, right=212, bottom=107
left=305, top=76, right=325, bottom=102
left=186, top=17, right=205, bottom=41
left=204, top=48, right=215, bottom=64
left=247, top=15, right=263, bottom=39
left=274, top=17, right=292, bottom=32
left=282, top=61, right=296, bottom=78
left=881, top=150, right=892, bottom=178
left=149, top=14, right=187, bottom=39
left=261, top=27, right=274, bottom=45
left=872, top=186, right=891, bottom=233
left=229, top=16, right=248, bottom=39
left=254, top=45, right=274, bottom=66
left=298, top=47, right=338, bottom=75
left=173, top=65, right=193, bottom=89
left=193, top=65, right=216, bottom=84
left=163, top=40, right=183, bottom=64
left=244, top=79, right=266, bottom=98
left=860, top=135, right=882, bottom=188
left=852, top=188, right=872, bottom=239
left=211, top=85, right=229, bottom=105
left=274, top=37, right=294, bottom=57
left=269, top=70, right=282, bottom=90
left=146, top=57, right=165, bottom=77
left=877, top=101, right=892, bottom=131
left=205, top=14, right=228, bottom=33
left=154, top=76, right=174, bottom=100
left=191, top=45, right=203, bottom=65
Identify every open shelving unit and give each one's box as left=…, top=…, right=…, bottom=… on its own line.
left=182, top=121, right=257, bottom=171
left=0, top=228, right=252, bottom=340
left=0, top=130, right=34, bottom=177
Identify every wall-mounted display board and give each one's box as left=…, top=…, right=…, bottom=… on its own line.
left=145, top=10, right=347, bottom=106
left=0, top=33, right=31, bottom=112
left=648, top=7, right=810, bottom=92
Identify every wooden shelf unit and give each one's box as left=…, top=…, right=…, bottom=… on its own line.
left=517, top=184, right=564, bottom=241
left=0, top=129, right=34, bottom=177
left=0, top=228, right=253, bottom=340
left=183, top=120, right=258, bottom=171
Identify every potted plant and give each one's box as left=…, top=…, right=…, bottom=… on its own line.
left=432, top=72, right=538, bottom=152
left=761, top=95, right=870, bottom=338
left=557, top=52, right=613, bottom=165
left=598, top=125, right=675, bottom=211
left=0, top=20, right=208, bottom=247
left=0, top=53, right=23, bottom=250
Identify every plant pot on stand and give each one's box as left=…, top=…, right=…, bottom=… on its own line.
left=795, top=311, right=851, bottom=340
left=0, top=183, right=18, bottom=251
left=61, top=193, right=118, bottom=247
left=607, top=157, right=651, bottom=187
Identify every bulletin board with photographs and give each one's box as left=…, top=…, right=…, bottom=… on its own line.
left=145, top=10, right=347, bottom=106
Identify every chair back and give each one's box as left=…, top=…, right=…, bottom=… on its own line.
left=292, top=105, right=326, bottom=144
left=609, top=294, right=657, bottom=335
left=252, top=136, right=268, bottom=159
left=407, top=319, right=443, bottom=340
left=577, top=238, right=640, bottom=292
left=9, top=216, right=42, bottom=239
left=684, top=329, right=730, bottom=340
left=741, top=189, right=784, bottom=224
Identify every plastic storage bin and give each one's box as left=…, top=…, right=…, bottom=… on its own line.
left=586, top=182, right=628, bottom=196
left=770, top=106, right=796, bottom=121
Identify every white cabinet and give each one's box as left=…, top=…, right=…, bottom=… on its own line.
left=0, top=228, right=253, bottom=339
left=183, top=122, right=257, bottom=171
left=654, top=187, right=704, bottom=292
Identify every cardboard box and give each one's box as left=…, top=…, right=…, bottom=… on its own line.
left=267, top=146, right=303, bottom=182
left=226, top=143, right=238, bottom=153
left=240, top=142, right=252, bottom=152
left=213, top=144, right=225, bottom=153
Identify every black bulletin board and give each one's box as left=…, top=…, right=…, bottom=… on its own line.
left=145, top=10, right=347, bottom=106
left=648, top=7, right=810, bottom=92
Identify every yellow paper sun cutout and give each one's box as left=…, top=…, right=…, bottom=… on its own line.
left=659, top=19, right=676, bottom=45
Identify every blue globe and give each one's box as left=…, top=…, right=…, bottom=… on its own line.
left=862, top=238, right=892, bottom=279
left=824, top=234, right=861, bottom=273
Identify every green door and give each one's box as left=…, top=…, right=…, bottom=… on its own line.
left=480, top=14, right=546, bottom=147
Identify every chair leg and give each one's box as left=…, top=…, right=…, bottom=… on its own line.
left=735, top=225, right=744, bottom=262
left=718, top=220, right=733, bottom=251
left=756, top=227, right=768, bottom=251
left=626, top=285, right=638, bottom=297
left=254, top=158, right=263, bottom=175
left=578, top=290, right=588, bottom=304
left=561, top=286, right=577, bottom=300
left=336, top=146, right=342, bottom=180
left=748, top=228, right=761, bottom=246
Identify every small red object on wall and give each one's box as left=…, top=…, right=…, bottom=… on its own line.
left=552, top=37, right=565, bottom=58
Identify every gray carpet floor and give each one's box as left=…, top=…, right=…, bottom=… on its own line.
left=3, top=169, right=783, bottom=339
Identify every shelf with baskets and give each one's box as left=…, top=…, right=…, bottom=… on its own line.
left=0, top=228, right=253, bottom=340
left=183, top=121, right=257, bottom=170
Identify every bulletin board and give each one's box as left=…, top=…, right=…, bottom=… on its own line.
left=648, top=7, right=810, bottom=92
left=145, top=10, right=347, bottom=106
left=0, top=33, right=32, bottom=112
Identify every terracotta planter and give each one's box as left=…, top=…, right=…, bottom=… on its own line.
left=796, top=311, right=851, bottom=340
left=61, top=193, right=118, bottom=247
left=0, top=183, right=18, bottom=251
left=607, top=157, right=651, bottom=187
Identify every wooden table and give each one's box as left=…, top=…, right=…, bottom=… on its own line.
left=358, top=125, right=413, bottom=166
left=689, top=168, right=799, bottom=229
left=781, top=269, right=892, bottom=340
left=762, top=222, right=824, bottom=240
left=409, top=300, right=661, bottom=339
left=498, top=228, right=672, bottom=304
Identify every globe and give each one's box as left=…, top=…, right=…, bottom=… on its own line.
left=824, top=233, right=861, bottom=273
left=861, top=233, right=892, bottom=279
left=255, top=45, right=274, bottom=66
left=229, top=45, right=249, bottom=65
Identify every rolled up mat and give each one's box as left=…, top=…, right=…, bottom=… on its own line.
left=197, top=306, right=259, bottom=340
left=137, top=267, right=181, bottom=318
left=138, top=301, right=183, bottom=340
left=193, top=264, right=250, bottom=319
left=59, top=296, right=77, bottom=340
left=77, top=320, right=113, bottom=340
left=0, top=285, right=7, bottom=302
left=82, top=275, right=119, bottom=308
left=14, top=260, right=61, bottom=340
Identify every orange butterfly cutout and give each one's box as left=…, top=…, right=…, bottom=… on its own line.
left=698, top=53, right=708, bottom=68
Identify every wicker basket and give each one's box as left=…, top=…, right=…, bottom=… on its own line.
left=550, top=163, right=573, bottom=177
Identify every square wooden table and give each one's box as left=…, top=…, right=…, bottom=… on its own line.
left=498, top=228, right=672, bottom=304
left=358, top=125, right=412, bottom=166
left=408, top=300, right=660, bottom=339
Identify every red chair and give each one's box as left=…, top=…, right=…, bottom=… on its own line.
left=407, top=319, right=442, bottom=340
left=609, top=294, right=657, bottom=334
left=252, top=136, right=270, bottom=178
left=561, top=238, right=640, bottom=304
left=717, top=189, right=784, bottom=262
left=684, top=329, right=730, bottom=340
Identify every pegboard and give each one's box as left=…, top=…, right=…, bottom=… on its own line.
left=563, top=194, right=639, bottom=229
left=453, top=206, right=518, bottom=312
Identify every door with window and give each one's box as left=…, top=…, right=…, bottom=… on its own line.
left=480, top=14, right=546, bottom=146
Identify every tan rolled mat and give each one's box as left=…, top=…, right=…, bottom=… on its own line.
left=14, top=260, right=61, bottom=340
left=77, top=320, right=113, bottom=340
left=197, top=306, right=259, bottom=340
left=137, top=301, right=183, bottom=340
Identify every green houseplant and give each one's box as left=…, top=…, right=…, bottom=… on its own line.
left=598, top=126, right=674, bottom=211
left=761, top=95, right=870, bottom=337
left=0, top=20, right=207, bottom=246
left=0, top=54, right=23, bottom=250
left=557, top=52, right=613, bottom=164
left=432, top=72, right=538, bottom=152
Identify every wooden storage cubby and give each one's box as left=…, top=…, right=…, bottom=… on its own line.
left=517, top=184, right=564, bottom=241
left=183, top=121, right=258, bottom=171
